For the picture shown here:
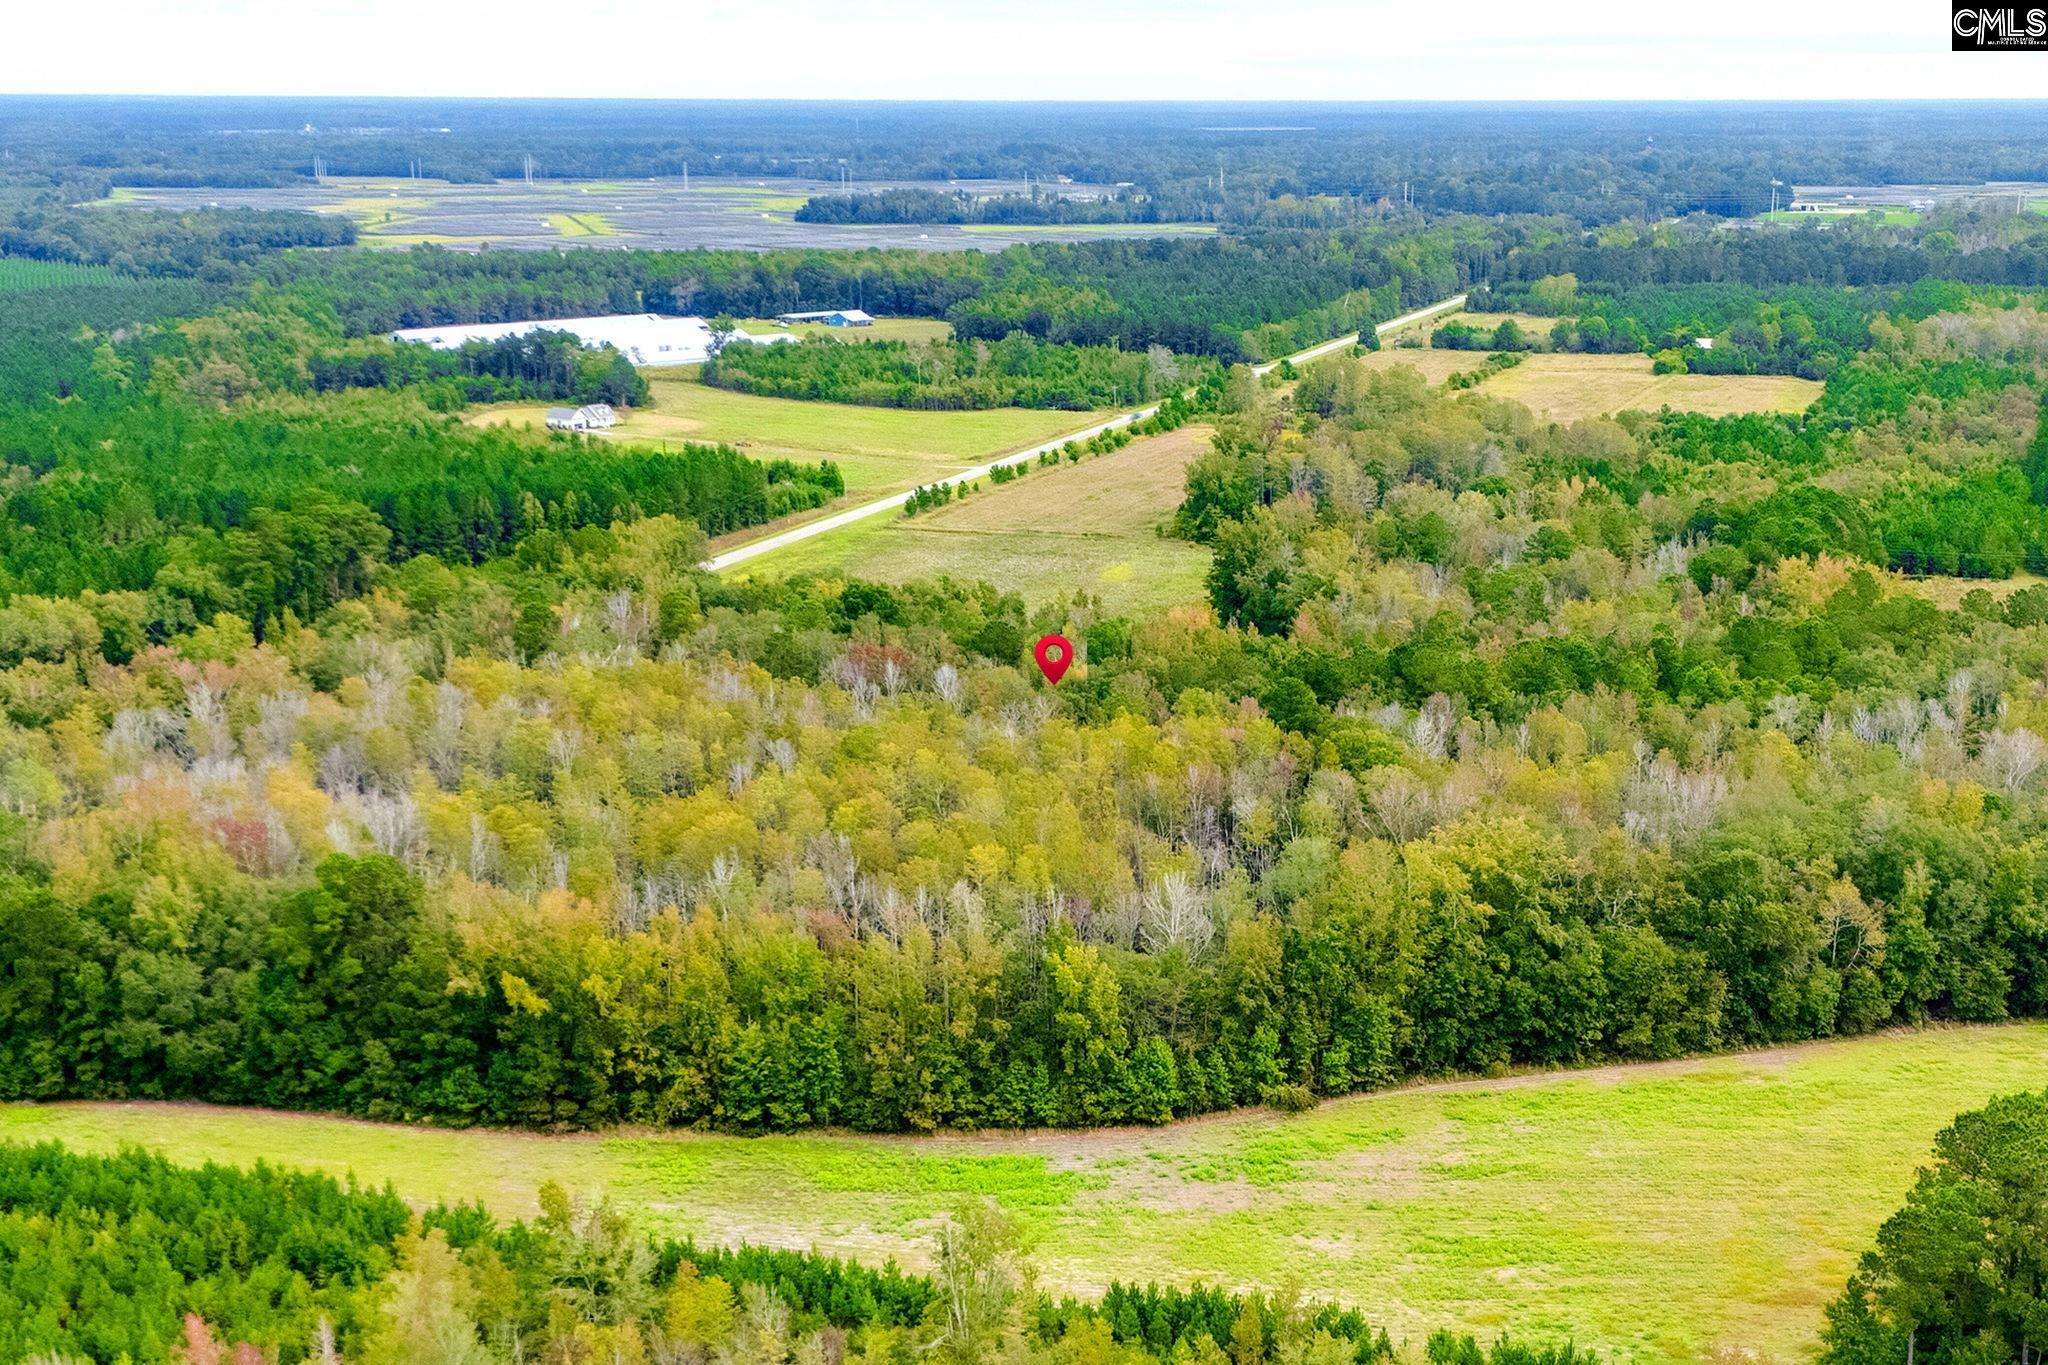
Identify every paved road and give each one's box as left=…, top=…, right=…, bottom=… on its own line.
left=702, top=292, right=1467, bottom=573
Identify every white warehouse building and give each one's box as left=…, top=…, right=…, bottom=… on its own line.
left=388, top=313, right=793, bottom=367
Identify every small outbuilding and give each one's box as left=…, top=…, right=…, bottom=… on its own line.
left=546, top=403, right=619, bottom=432
left=775, top=308, right=875, bottom=328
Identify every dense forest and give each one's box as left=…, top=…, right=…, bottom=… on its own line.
left=8, top=296, right=2048, bottom=1134
left=3, top=1139, right=1596, bottom=1365
left=0, top=201, right=355, bottom=274
left=0, top=284, right=836, bottom=631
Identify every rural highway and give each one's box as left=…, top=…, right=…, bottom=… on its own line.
left=702, top=292, right=1467, bottom=572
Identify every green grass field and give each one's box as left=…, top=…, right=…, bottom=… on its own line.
left=744, top=424, right=1215, bottom=613
left=6, top=1025, right=2043, bottom=1363
left=468, top=376, right=1105, bottom=508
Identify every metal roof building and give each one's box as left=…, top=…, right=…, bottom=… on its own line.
left=774, top=308, right=875, bottom=327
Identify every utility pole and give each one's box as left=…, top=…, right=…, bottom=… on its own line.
left=682, top=160, right=689, bottom=192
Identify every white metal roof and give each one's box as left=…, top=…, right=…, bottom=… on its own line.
left=389, top=314, right=793, bottom=367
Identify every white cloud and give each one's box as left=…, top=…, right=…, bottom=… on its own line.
left=3, top=0, right=2046, bottom=99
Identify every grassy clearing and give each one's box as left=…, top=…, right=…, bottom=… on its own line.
left=1360, top=349, right=1483, bottom=384
left=545, top=211, right=624, bottom=238
left=1761, top=208, right=1921, bottom=226
left=1474, top=353, right=1823, bottom=422
left=5, top=1026, right=2045, bottom=1363
left=743, top=425, right=1215, bottom=613
left=1888, top=569, right=2048, bottom=608
left=467, top=376, right=1103, bottom=505
left=1441, top=311, right=1560, bottom=339
left=1334, top=346, right=1820, bottom=422
left=739, top=317, right=956, bottom=344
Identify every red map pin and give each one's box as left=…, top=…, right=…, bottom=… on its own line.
left=1033, top=633, right=1074, bottom=684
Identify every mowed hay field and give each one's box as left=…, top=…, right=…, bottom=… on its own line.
left=742, top=424, right=1214, bottom=613
left=8, top=1025, right=2047, bottom=1363
left=467, top=374, right=1105, bottom=505
left=1473, top=354, right=1823, bottom=422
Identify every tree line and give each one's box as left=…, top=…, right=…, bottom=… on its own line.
left=2, top=1138, right=1590, bottom=1365
left=703, top=332, right=1209, bottom=411
left=310, top=328, right=650, bottom=410
left=794, top=187, right=1189, bottom=227
left=1820, top=1087, right=2048, bottom=1365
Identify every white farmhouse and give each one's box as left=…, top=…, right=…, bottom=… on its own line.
left=545, top=404, right=620, bottom=432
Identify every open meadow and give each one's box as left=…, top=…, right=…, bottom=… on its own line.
left=1352, top=312, right=1823, bottom=422
left=467, top=373, right=1102, bottom=506
left=741, top=424, right=1215, bottom=612
left=1473, top=353, right=1822, bottom=422
left=7, top=1024, right=2044, bottom=1363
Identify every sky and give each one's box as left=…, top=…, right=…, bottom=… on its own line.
left=4, top=0, right=2048, bottom=101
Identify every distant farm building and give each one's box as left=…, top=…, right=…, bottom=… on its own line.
left=545, top=403, right=619, bottom=432
left=389, top=314, right=794, bottom=367
left=775, top=308, right=875, bottom=328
